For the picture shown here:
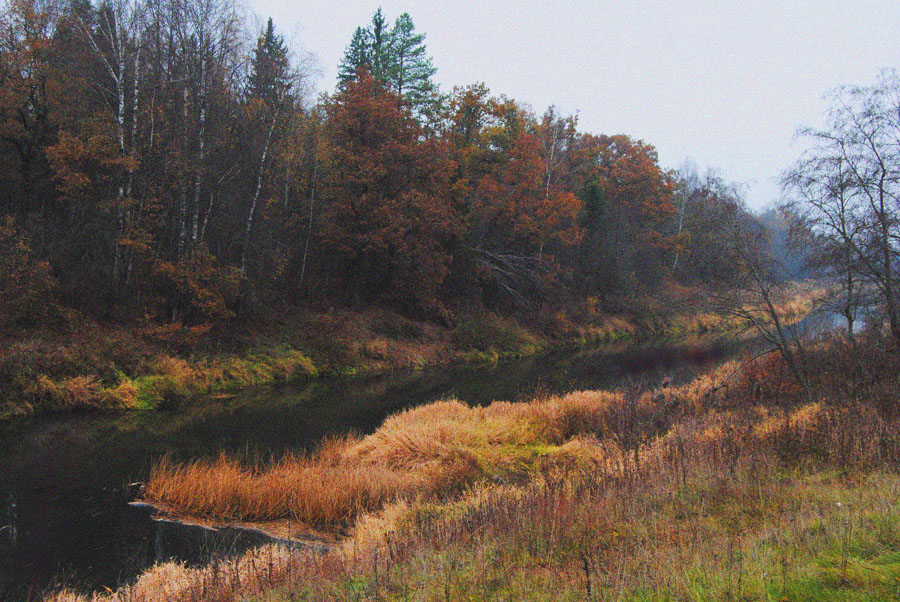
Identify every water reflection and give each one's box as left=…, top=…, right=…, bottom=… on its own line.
left=0, top=338, right=739, bottom=600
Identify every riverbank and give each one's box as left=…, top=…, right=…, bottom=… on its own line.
left=3, top=285, right=780, bottom=420
left=0, top=337, right=737, bottom=600
left=46, top=332, right=900, bottom=602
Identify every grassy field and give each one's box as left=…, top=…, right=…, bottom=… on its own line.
left=45, top=329, right=900, bottom=602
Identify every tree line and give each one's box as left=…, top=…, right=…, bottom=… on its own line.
left=0, top=0, right=765, bottom=336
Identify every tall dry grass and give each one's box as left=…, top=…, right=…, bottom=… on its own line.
left=52, top=332, right=900, bottom=602
left=144, top=363, right=731, bottom=526
left=146, top=440, right=420, bottom=525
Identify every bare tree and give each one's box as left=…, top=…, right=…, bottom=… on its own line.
left=708, top=183, right=813, bottom=396
left=76, top=0, right=144, bottom=286
left=785, top=70, right=900, bottom=343
left=165, top=0, right=245, bottom=256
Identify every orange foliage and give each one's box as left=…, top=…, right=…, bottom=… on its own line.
left=321, top=70, right=459, bottom=309
left=472, top=132, right=582, bottom=253
left=46, top=119, right=137, bottom=204
left=152, top=245, right=241, bottom=326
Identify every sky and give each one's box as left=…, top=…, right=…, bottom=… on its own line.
left=249, top=0, right=900, bottom=209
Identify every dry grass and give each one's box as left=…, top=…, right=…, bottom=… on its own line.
left=143, top=362, right=736, bottom=527
left=0, top=318, right=319, bottom=418
left=146, top=443, right=420, bottom=525
left=51, top=304, right=897, bottom=602
left=48, top=334, right=900, bottom=602
left=5, top=296, right=778, bottom=420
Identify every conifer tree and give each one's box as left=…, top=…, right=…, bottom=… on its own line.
left=337, top=26, right=370, bottom=89
left=337, top=9, right=393, bottom=89
left=367, top=7, right=392, bottom=82
left=389, top=12, right=439, bottom=120
left=248, top=17, right=291, bottom=110
left=336, top=9, right=440, bottom=120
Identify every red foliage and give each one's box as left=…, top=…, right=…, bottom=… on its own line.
left=321, top=70, right=460, bottom=310
left=471, top=132, right=582, bottom=254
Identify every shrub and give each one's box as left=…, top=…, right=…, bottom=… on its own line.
left=0, top=215, right=56, bottom=327
left=452, top=313, right=539, bottom=354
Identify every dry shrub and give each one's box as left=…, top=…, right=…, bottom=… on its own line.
left=269, top=350, right=316, bottom=380
left=24, top=373, right=140, bottom=413
left=56, top=375, right=101, bottom=409
left=29, top=375, right=98, bottom=411
left=150, top=355, right=197, bottom=383
left=731, top=352, right=804, bottom=406
left=451, top=313, right=539, bottom=353
left=98, top=379, right=138, bottom=408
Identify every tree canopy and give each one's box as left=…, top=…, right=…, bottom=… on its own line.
left=0, top=1, right=757, bottom=333
left=337, top=8, right=440, bottom=120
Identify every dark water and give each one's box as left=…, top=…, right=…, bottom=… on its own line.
left=0, top=339, right=738, bottom=600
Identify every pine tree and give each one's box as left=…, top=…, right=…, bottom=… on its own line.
left=337, top=9, right=394, bottom=89
left=248, top=18, right=291, bottom=110
left=336, top=9, right=441, bottom=121
left=368, top=7, right=393, bottom=82
left=389, top=13, right=439, bottom=120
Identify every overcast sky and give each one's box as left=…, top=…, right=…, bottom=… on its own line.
left=249, top=0, right=900, bottom=209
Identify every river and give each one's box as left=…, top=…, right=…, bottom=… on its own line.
left=0, top=338, right=739, bottom=600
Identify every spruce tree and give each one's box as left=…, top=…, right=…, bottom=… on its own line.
left=336, top=9, right=441, bottom=121
left=337, top=26, right=371, bottom=89
left=368, top=7, right=393, bottom=83
left=248, top=18, right=291, bottom=110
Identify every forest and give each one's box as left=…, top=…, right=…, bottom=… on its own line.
left=0, top=0, right=773, bottom=335
left=6, top=1, right=900, bottom=600
left=0, top=0, right=817, bottom=420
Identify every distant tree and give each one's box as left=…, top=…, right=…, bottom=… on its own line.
left=337, top=26, right=370, bottom=88
left=573, top=133, right=676, bottom=294
left=242, top=17, right=297, bottom=275
left=387, top=12, right=439, bottom=118
left=336, top=9, right=441, bottom=121
left=537, top=106, right=578, bottom=199
left=705, top=184, right=812, bottom=397
left=367, top=7, right=391, bottom=82
left=471, top=132, right=582, bottom=258
left=248, top=18, right=290, bottom=111
left=337, top=8, right=393, bottom=88
left=670, top=169, right=745, bottom=283
left=784, top=70, right=900, bottom=343
left=443, top=85, right=581, bottom=306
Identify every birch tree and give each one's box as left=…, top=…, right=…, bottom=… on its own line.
left=785, top=70, right=900, bottom=343
left=75, top=0, right=144, bottom=286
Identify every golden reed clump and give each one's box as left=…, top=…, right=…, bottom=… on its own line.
left=60, top=340, right=900, bottom=602
left=144, top=362, right=741, bottom=527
